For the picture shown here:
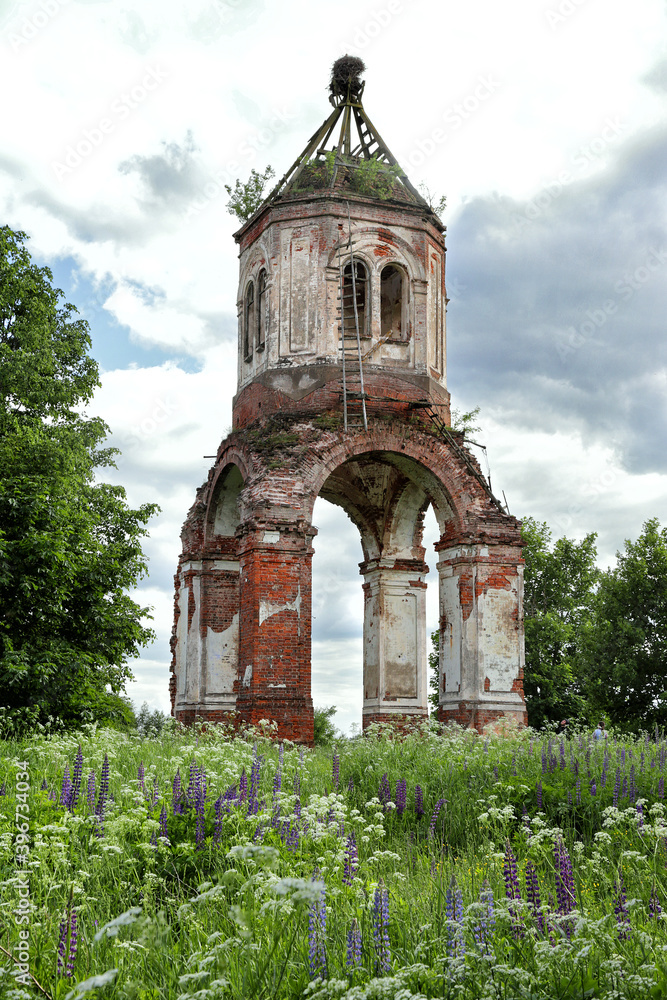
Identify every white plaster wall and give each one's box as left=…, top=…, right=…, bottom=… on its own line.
left=205, top=614, right=239, bottom=697
left=438, top=566, right=462, bottom=699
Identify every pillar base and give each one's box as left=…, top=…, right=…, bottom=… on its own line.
left=439, top=701, right=527, bottom=734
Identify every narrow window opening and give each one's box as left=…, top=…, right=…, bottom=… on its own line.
left=381, top=265, right=404, bottom=340
left=244, top=281, right=254, bottom=360
left=257, top=270, right=266, bottom=351
left=342, top=259, right=368, bottom=337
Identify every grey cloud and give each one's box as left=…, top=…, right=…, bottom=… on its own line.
left=446, top=124, right=667, bottom=475
left=119, top=132, right=205, bottom=208
left=642, top=58, right=667, bottom=95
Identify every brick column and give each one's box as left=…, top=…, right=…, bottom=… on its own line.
left=360, top=558, right=429, bottom=729
left=235, top=522, right=315, bottom=742
left=436, top=539, right=526, bottom=731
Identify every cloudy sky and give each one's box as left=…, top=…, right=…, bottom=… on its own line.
left=2, top=0, right=666, bottom=733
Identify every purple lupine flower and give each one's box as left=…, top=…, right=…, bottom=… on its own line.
left=343, top=832, right=358, bottom=886
left=40, top=779, right=47, bottom=791
left=378, top=773, right=391, bottom=807
left=395, top=779, right=407, bottom=817
left=614, top=873, right=631, bottom=940
left=294, top=793, right=302, bottom=820
left=525, top=860, right=544, bottom=933
left=293, top=769, right=300, bottom=797
left=59, top=765, right=72, bottom=809
left=613, top=769, right=621, bottom=807
left=641, top=751, right=645, bottom=773
left=332, top=749, right=340, bottom=790
left=70, top=746, right=83, bottom=810
left=213, top=796, right=223, bottom=844
left=575, top=778, right=581, bottom=804
left=474, top=882, right=495, bottom=954
left=279, top=742, right=284, bottom=768
left=346, top=919, right=362, bottom=970
left=503, top=841, right=521, bottom=901
left=239, top=768, right=248, bottom=804
left=590, top=780, right=597, bottom=797
left=541, top=747, right=548, bottom=775
left=560, top=740, right=566, bottom=770
left=415, top=784, right=424, bottom=819
left=567, top=790, right=572, bottom=806
left=57, top=910, right=77, bottom=978
left=554, top=838, right=576, bottom=924
left=308, top=871, right=327, bottom=980
left=272, top=768, right=282, bottom=809
left=428, top=798, right=446, bottom=839
left=159, top=804, right=169, bottom=843
left=195, top=782, right=206, bottom=849
left=372, top=880, right=391, bottom=973
left=48, top=789, right=57, bottom=802
left=536, top=781, right=543, bottom=810
left=446, top=878, right=465, bottom=957
left=649, top=887, right=662, bottom=919
left=629, top=765, right=636, bottom=803
left=286, top=823, right=299, bottom=852
left=347, top=776, right=354, bottom=795
left=253, top=822, right=265, bottom=843
left=493, top=765, right=499, bottom=783
left=172, top=769, right=183, bottom=814
left=600, top=766, right=607, bottom=788
left=636, top=802, right=644, bottom=829
left=186, top=759, right=198, bottom=804
left=138, top=762, right=146, bottom=796
left=86, top=771, right=95, bottom=811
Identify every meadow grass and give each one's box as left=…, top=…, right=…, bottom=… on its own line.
left=2, top=719, right=667, bottom=999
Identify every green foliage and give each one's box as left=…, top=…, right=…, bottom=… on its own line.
left=4, top=725, right=667, bottom=998
left=349, top=157, right=402, bottom=199
left=224, top=165, right=275, bottom=222
left=521, top=517, right=598, bottom=729
left=428, top=629, right=439, bottom=715
left=0, top=226, right=159, bottom=732
left=134, top=702, right=169, bottom=737
left=313, top=704, right=338, bottom=745
left=581, top=518, right=667, bottom=732
left=450, top=405, right=482, bottom=436
left=418, top=182, right=447, bottom=217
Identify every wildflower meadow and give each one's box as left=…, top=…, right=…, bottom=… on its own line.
left=2, top=719, right=667, bottom=999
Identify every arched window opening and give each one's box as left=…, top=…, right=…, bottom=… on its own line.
left=244, top=281, right=254, bottom=360
left=342, top=259, right=368, bottom=338
left=381, top=264, right=405, bottom=340
left=256, top=270, right=267, bottom=351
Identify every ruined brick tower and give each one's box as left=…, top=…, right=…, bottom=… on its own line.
left=170, top=57, right=527, bottom=741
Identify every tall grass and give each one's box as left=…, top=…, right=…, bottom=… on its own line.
left=1, top=720, right=667, bottom=998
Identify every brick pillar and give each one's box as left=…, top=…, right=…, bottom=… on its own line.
left=360, top=558, right=429, bottom=729
left=436, top=539, right=526, bottom=731
left=173, top=560, right=203, bottom=721
left=235, top=522, right=315, bottom=742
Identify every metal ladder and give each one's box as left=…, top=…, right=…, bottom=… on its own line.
left=337, top=206, right=368, bottom=432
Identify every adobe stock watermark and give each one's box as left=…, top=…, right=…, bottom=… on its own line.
left=5, top=0, right=70, bottom=51
left=510, top=116, right=627, bottom=239
left=125, top=396, right=180, bottom=449
left=556, top=246, right=667, bottom=362
left=12, top=760, right=31, bottom=989
left=400, top=75, right=501, bottom=170
left=183, top=107, right=295, bottom=221
left=545, top=0, right=590, bottom=29
left=341, top=0, right=404, bottom=53
left=51, top=65, right=169, bottom=181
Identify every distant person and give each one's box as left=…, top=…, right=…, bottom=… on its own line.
left=593, top=722, right=606, bottom=740
left=558, top=719, right=568, bottom=736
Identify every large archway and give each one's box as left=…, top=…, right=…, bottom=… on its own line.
left=171, top=421, right=526, bottom=741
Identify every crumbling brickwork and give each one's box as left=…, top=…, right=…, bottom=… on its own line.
left=171, top=70, right=527, bottom=741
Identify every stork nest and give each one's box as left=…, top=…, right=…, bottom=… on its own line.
left=329, top=55, right=366, bottom=101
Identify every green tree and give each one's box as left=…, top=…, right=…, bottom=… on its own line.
left=428, top=630, right=439, bottom=716
left=581, top=519, right=667, bottom=732
left=521, top=518, right=598, bottom=729
left=224, top=165, right=275, bottom=222
left=0, top=226, right=159, bottom=732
